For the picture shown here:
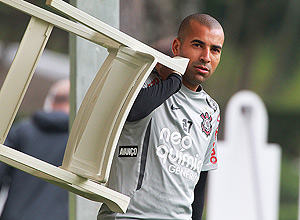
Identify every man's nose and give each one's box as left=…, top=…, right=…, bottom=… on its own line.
left=199, top=48, right=211, bottom=63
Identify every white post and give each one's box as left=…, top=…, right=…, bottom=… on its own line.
left=206, top=90, right=281, bottom=220
left=69, top=0, right=119, bottom=219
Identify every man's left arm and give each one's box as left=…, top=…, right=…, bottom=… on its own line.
left=192, top=171, right=208, bottom=220
left=192, top=111, right=220, bottom=219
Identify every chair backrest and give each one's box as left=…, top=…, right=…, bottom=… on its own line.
left=62, top=47, right=157, bottom=183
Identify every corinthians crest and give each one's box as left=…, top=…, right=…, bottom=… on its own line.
left=200, top=112, right=212, bottom=137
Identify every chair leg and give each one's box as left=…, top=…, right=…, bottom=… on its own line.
left=0, top=17, right=53, bottom=144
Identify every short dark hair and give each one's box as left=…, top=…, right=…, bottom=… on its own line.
left=177, top=14, right=223, bottom=40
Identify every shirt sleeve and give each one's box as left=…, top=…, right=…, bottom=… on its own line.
left=127, top=72, right=182, bottom=122
left=201, top=113, right=220, bottom=171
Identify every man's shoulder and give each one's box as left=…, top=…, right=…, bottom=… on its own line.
left=203, top=92, right=220, bottom=112
left=143, top=70, right=160, bottom=88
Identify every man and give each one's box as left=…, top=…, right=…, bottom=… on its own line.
left=98, top=13, right=224, bottom=220
left=0, top=79, right=70, bottom=220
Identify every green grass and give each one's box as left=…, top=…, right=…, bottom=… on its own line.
left=280, top=203, right=298, bottom=220
left=279, top=156, right=299, bottom=220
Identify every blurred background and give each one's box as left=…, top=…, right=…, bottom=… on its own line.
left=0, top=0, right=299, bottom=219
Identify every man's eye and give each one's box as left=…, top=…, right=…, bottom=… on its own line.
left=212, top=48, right=220, bottom=53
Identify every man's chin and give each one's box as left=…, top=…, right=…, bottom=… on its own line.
left=194, top=75, right=208, bottom=84
left=183, top=73, right=209, bottom=84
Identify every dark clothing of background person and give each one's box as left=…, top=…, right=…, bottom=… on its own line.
left=0, top=111, right=69, bottom=220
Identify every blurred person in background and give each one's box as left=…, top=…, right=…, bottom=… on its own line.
left=0, top=79, right=70, bottom=220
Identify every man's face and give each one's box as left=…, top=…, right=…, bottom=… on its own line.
left=172, top=20, right=224, bottom=91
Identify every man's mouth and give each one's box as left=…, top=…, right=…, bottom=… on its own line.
left=195, top=65, right=210, bottom=74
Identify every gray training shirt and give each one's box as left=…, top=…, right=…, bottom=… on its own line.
left=98, top=72, right=220, bottom=219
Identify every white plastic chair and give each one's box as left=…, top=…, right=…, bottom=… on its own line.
left=0, top=0, right=189, bottom=213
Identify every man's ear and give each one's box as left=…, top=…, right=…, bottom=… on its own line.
left=172, top=38, right=180, bottom=56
